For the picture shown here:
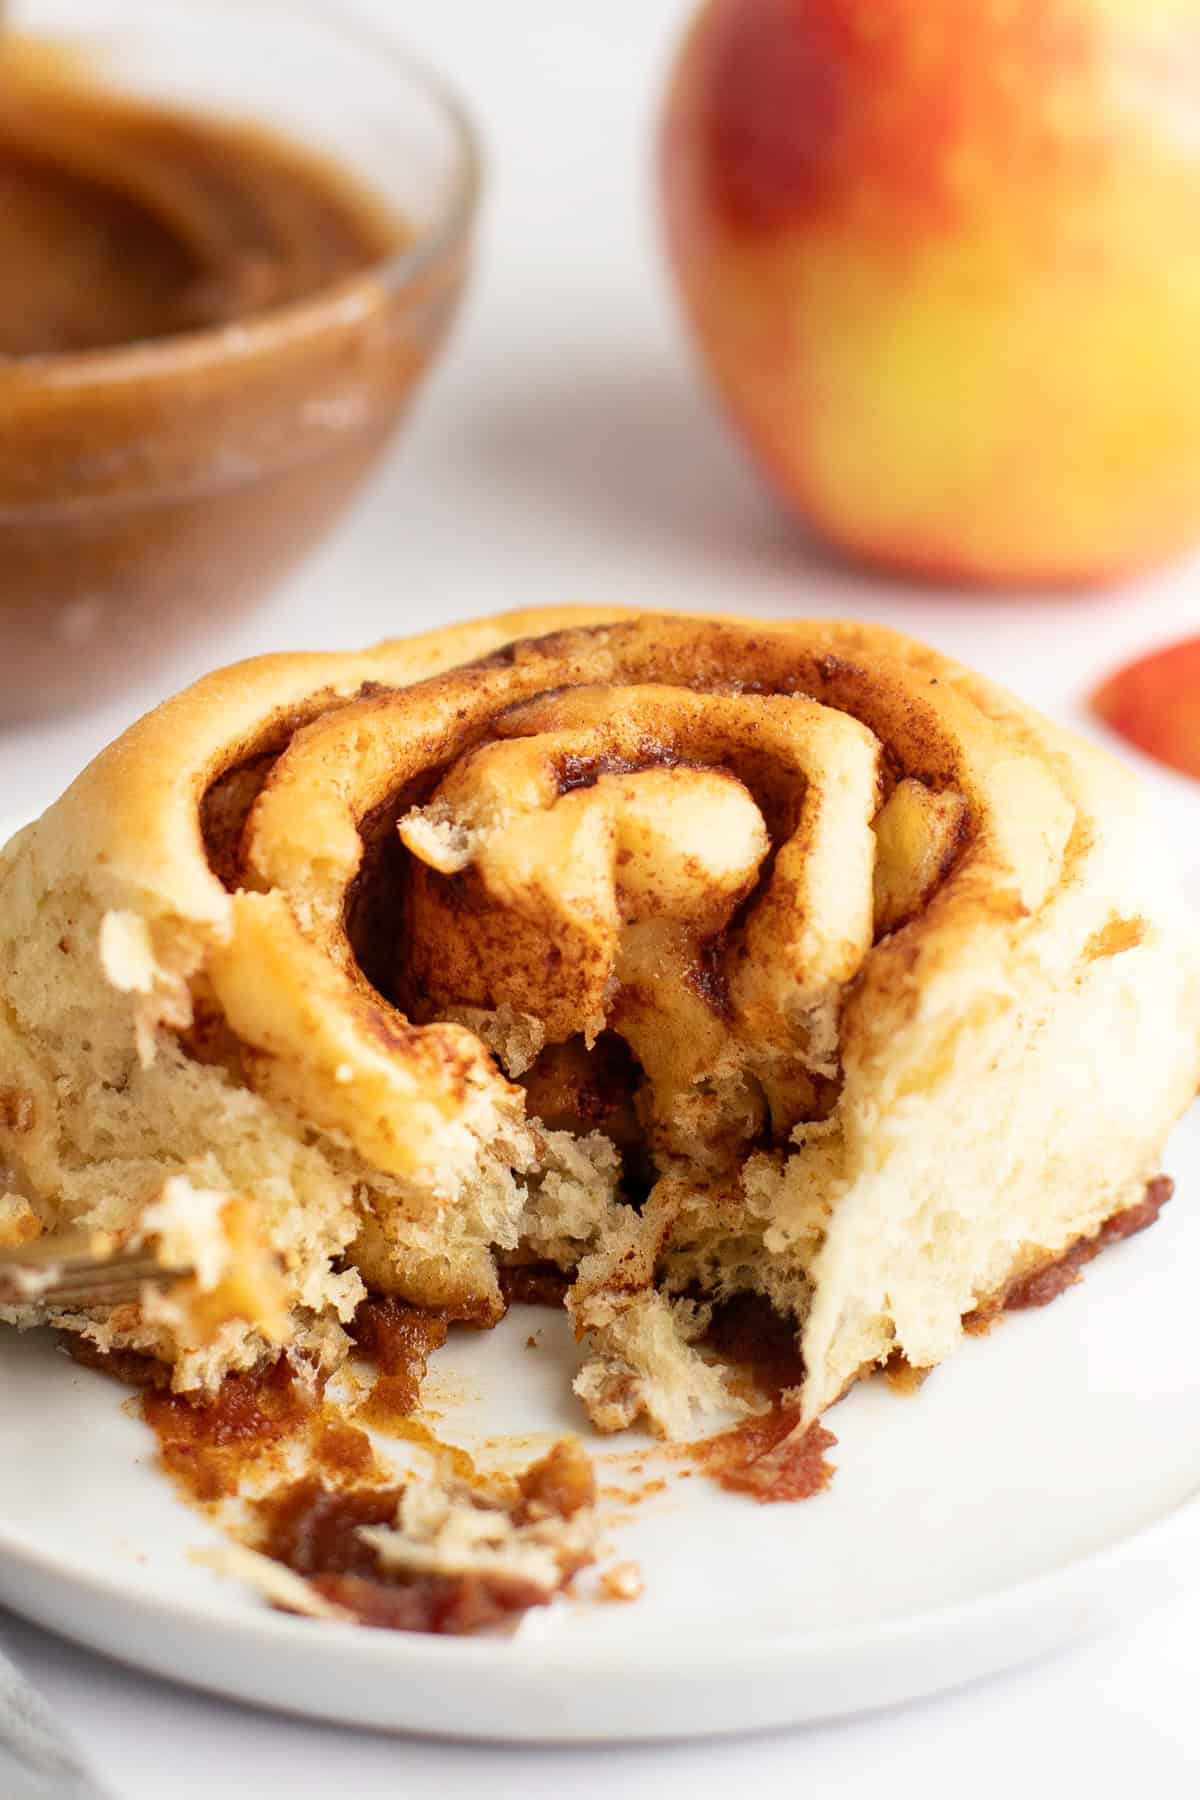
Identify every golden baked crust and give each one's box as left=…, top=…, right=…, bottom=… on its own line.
left=1, top=607, right=1196, bottom=1423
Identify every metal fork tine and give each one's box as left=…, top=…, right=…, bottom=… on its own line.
left=40, top=1259, right=166, bottom=1287
left=34, top=1273, right=165, bottom=1301
left=6, top=1285, right=144, bottom=1309
left=0, top=1240, right=187, bottom=1309
left=0, top=1232, right=96, bottom=1270
left=49, top=1286, right=148, bottom=1307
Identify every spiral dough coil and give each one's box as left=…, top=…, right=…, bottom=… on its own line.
left=0, top=608, right=1196, bottom=1432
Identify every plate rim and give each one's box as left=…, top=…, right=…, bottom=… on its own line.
left=2, top=1453, right=1200, bottom=1741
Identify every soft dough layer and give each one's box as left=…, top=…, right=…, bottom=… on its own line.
left=0, top=608, right=1196, bottom=1429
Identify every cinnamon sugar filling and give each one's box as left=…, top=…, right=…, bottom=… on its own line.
left=123, top=617, right=1158, bottom=1439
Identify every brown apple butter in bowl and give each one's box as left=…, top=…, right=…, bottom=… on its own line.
left=0, top=4, right=480, bottom=719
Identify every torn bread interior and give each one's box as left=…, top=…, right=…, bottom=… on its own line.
left=1, top=608, right=1196, bottom=1449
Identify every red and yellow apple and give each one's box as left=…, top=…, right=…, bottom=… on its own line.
left=661, top=0, right=1200, bottom=587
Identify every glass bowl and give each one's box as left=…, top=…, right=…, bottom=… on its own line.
left=0, top=0, right=481, bottom=720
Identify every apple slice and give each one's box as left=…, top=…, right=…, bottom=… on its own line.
left=1092, top=638, right=1200, bottom=781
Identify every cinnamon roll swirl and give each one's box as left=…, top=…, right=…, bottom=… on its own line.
left=1, top=609, right=1196, bottom=1434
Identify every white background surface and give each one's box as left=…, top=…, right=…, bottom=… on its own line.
left=1, top=0, right=1198, bottom=1793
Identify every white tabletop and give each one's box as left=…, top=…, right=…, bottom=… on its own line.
left=2, top=0, right=1198, bottom=1792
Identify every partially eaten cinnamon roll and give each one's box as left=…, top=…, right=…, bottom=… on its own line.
left=2, top=608, right=1196, bottom=1439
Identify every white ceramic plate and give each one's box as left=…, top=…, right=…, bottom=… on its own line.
left=0, top=1100, right=1197, bottom=1740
